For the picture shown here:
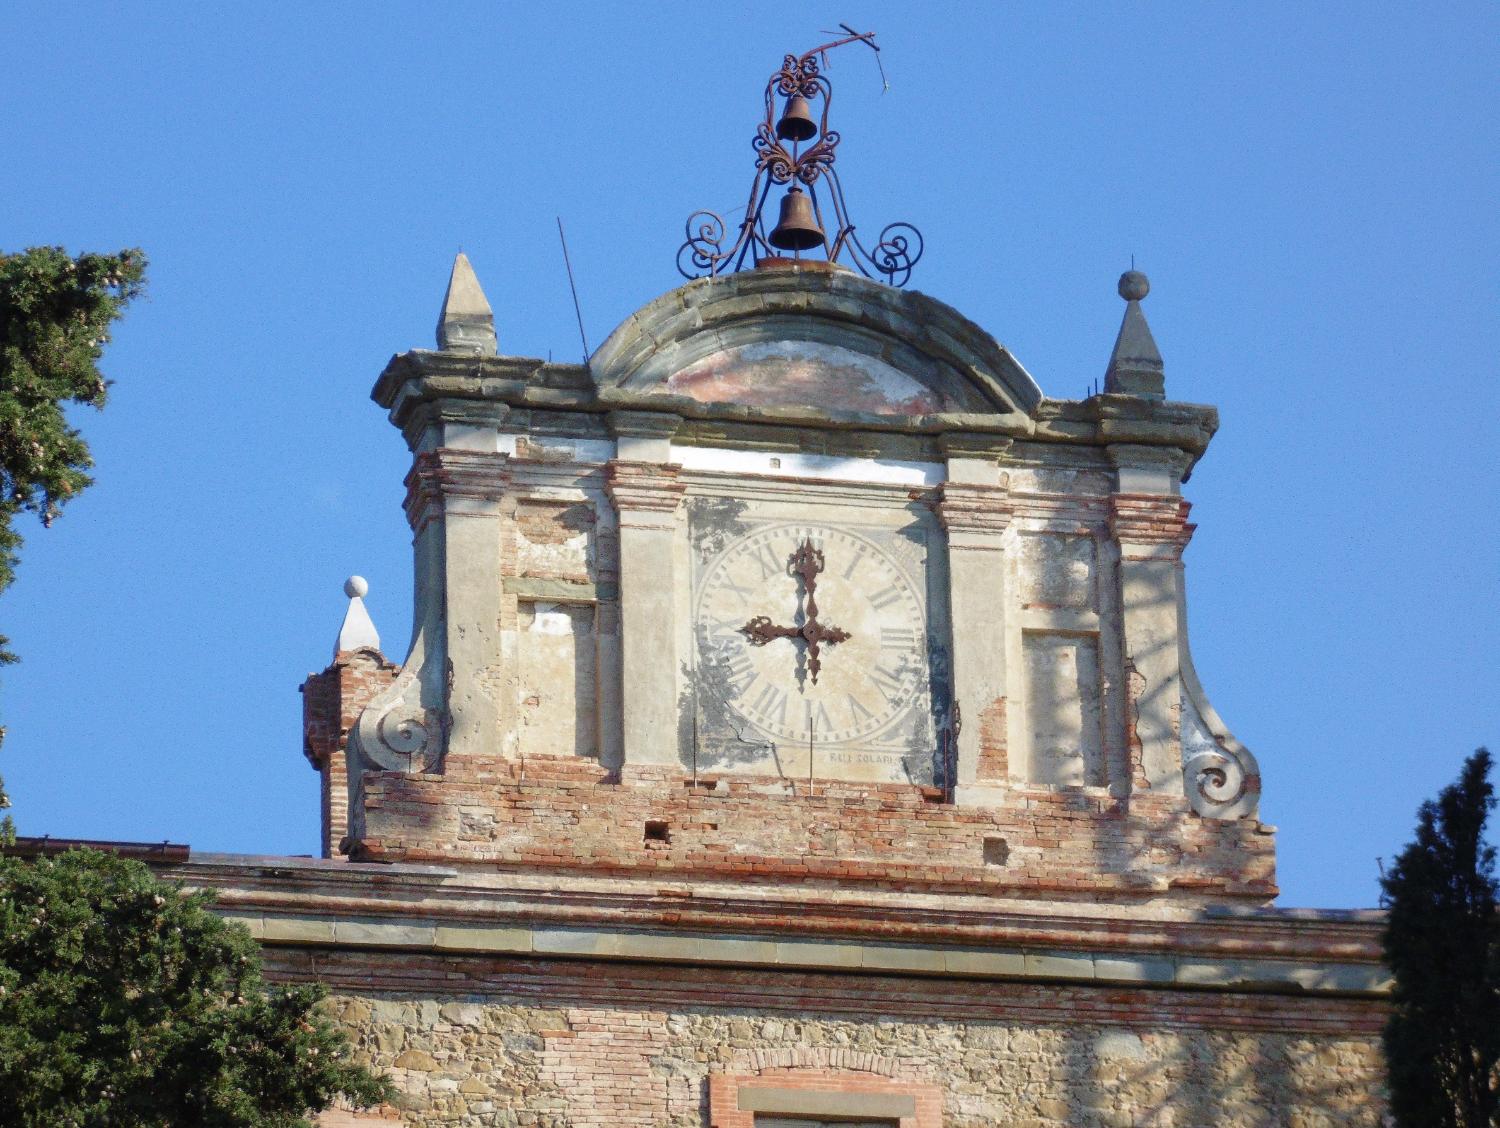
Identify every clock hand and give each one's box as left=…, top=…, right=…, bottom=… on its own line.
left=801, top=619, right=851, bottom=685
left=741, top=615, right=800, bottom=646
left=738, top=538, right=852, bottom=687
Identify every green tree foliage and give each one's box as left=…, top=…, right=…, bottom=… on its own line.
left=0, top=245, right=146, bottom=665
left=0, top=245, right=148, bottom=882
left=0, top=848, right=392, bottom=1126
left=1380, top=748, right=1499, bottom=1128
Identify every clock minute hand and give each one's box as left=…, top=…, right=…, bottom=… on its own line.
left=790, top=540, right=825, bottom=608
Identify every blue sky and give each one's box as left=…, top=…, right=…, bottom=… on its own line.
left=3, top=4, right=1496, bottom=908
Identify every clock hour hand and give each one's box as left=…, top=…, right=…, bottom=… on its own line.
left=801, top=619, right=851, bottom=684
left=741, top=615, right=800, bottom=646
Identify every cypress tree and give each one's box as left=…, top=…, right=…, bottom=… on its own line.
left=1380, top=748, right=1499, bottom=1127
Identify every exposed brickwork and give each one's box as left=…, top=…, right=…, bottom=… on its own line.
left=709, top=1068, right=943, bottom=1128
left=350, top=758, right=1275, bottom=902
left=316, top=1111, right=401, bottom=1126
left=301, top=649, right=400, bottom=858
left=975, top=696, right=1008, bottom=782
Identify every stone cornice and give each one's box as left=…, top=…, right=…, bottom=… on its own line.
left=372, top=352, right=1218, bottom=469
left=169, top=853, right=1389, bottom=999
left=402, top=449, right=511, bottom=529
left=1107, top=442, right=1196, bottom=478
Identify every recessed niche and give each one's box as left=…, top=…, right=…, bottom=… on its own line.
left=983, top=837, right=1010, bottom=867
left=644, top=820, right=670, bottom=844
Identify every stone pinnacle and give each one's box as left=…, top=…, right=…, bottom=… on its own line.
left=1104, top=269, right=1164, bottom=400
left=436, top=251, right=497, bottom=355
left=336, top=575, right=381, bottom=657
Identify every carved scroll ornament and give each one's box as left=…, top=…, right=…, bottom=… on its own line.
left=349, top=659, right=444, bottom=774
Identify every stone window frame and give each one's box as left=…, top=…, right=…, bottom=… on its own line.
left=708, top=1068, right=942, bottom=1128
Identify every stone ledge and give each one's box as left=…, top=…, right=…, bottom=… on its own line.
left=174, top=853, right=1383, bottom=969
left=221, top=914, right=1392, bottom=997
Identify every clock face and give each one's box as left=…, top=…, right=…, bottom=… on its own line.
left=693, top=522, right=930, bottom=750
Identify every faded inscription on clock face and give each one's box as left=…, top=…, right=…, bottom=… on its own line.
left=692, top=520, right=936, bottom=782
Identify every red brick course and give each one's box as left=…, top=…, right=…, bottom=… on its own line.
left=349, top=756, right=1275, bottom=902
left=709, top=1068, right=943, bottom=1128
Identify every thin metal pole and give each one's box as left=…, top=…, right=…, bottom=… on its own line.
left=556, top=217, right=591, bottom=365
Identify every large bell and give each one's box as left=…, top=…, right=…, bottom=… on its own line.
left=768, top=188, right=824, bottom=251
left=775, top=94, right=818, bottom=142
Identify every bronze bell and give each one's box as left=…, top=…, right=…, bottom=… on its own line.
left=768, top=188, right=824, bottom=251
left=775, top=94, right=818, bottom=142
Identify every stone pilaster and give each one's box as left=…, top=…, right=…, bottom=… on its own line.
left=605, top=460, right=686, bottom=768
left=937, top=447, right=1014, bottom=805
left=350, top=450, right=510, bottom=781
left=1108, top=469, right=1195, bottom=796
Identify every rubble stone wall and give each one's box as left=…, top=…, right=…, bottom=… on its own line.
left=288, top=951, right=1386, bottom=1128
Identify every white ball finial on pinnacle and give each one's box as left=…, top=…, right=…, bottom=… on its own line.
left=335, top=575, right=381, bottom=656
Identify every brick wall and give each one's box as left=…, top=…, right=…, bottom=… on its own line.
left=351, top=757, right=1275, bottom=902
left=302, top=649, right=400, bottom=858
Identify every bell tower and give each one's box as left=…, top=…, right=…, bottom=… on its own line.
left=273, top=37, right=1397, bottom=1126
left=329, top=36, right=1268, bottom=904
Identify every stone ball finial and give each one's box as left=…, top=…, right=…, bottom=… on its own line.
left=344, top=575, right=369, bottom=599
left=1118, top=270, right=1150, bottom=302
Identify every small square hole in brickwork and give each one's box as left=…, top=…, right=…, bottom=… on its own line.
left=768, top=457, right=781, bottom=469
left=644, top=820, right=671, bottom=844
left=983, top=836, right=1010, bottom=866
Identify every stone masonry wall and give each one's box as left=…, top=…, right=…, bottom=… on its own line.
left=279, top=951, right=1386, bottom=1127
left=354, top=757, right=1276, bottom=903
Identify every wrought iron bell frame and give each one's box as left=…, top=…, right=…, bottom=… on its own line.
left=677, top=30, right=924, bottom=288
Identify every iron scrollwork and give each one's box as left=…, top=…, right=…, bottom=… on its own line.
left=676, top=30, right=924, bottom=289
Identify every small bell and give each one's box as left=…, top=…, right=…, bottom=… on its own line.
left=768, top=188, right=824, bottom=251
left=775, top=94, right=818, bottom=142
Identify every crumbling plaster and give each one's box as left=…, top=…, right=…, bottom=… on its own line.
left=347, top=267, right=1261, bottom=897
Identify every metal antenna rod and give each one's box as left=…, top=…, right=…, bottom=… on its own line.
left=837, top=23, right=888, bottom=90
left=556, top=217, right=591, bottom=366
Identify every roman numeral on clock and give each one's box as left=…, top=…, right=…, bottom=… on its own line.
left=868, top=583, right=905, bottom=610
left=718, top=576, right=752, bottom=598
left=751, top=544, right=783, bottom=580
left=871, top=662, right=908, bottom=703
left=880, top=627, right=917, bottom=649
left=722, top=650, right=755, bottom=693
left=748, top=681, right=788, bottom=726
